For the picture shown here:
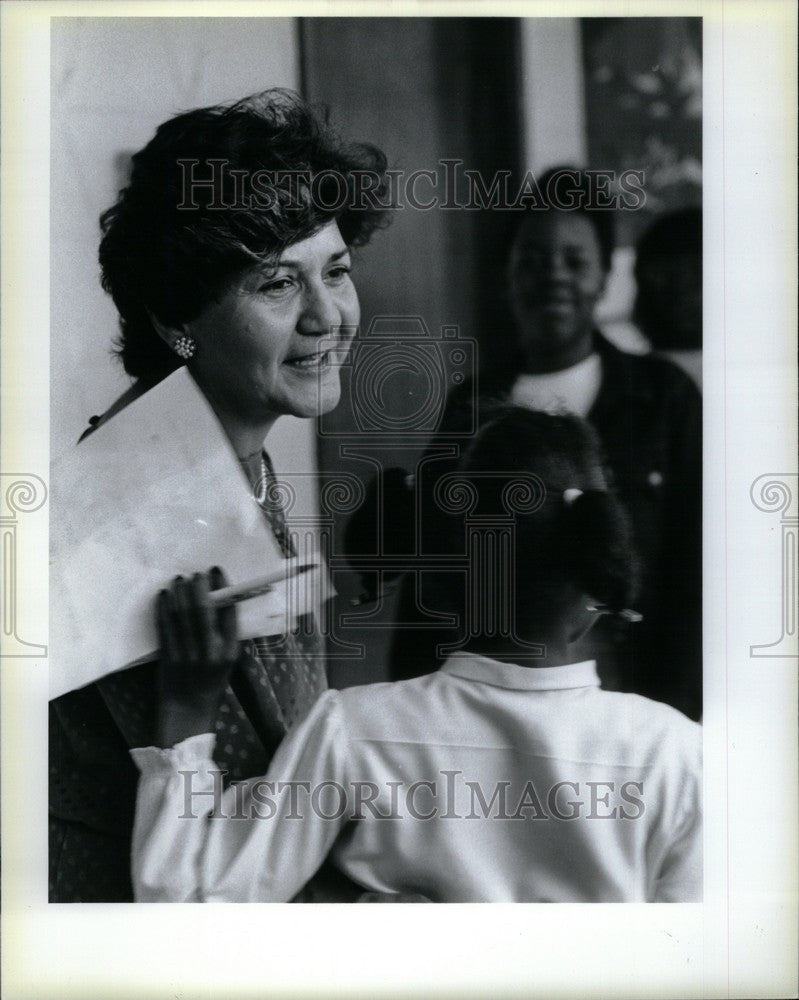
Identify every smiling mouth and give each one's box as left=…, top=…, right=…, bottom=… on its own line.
left=284, top=349, right=334, bottom=370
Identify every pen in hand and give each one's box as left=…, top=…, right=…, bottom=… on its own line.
left=207, top=562, right=319, bottom=608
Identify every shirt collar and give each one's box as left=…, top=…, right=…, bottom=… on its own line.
left=514, top=350, right=601, bottom=384
left=440, top=652, right=600, bottom=691
left=481, top=330, right=648, bottom=401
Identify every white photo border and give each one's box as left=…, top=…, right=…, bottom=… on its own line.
left=1, top=1, right=796, bottom=998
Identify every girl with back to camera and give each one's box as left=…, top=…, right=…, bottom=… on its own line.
left=390, top=168, right=702, bottom=724
left=131, top=408, right=701, bottom=903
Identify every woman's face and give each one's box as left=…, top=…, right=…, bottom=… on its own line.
left=508, top=212, right=607, bottom=370
left=185, top=221, right=359, bottom=426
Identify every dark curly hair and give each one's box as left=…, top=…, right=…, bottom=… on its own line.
left=444, top=407, right=638, bottom=630
left=99, top=89, right=391, bottom=383
left=515, top=166, right=616, bottom=271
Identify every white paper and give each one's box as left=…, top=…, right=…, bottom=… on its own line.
left=49, top=368, right=321, bottom=699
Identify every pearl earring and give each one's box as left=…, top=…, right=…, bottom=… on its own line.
left=173, top=335, right=197, bottom=360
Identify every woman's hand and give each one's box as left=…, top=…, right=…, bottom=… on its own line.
left=155, top=567, right=240, bottom=748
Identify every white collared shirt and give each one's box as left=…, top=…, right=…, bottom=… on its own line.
left=510, top=351, right=603, bottom=417
left=131, top=653, right=701, bottom=902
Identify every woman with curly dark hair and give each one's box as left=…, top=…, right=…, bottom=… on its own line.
left=49, top=89, right=390, bottom=902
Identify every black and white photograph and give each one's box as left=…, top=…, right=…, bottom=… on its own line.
left=1, top=2, right=796, bottom=998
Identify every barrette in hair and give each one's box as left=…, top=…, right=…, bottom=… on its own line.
left=562, top=488, right=584, bottom=506
left=586, top=604, right=643, bottom=624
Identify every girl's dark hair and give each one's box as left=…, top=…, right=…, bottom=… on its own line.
left=442, top=407, right=637, bottom=627
left=99, top=89, right=390, bottom=384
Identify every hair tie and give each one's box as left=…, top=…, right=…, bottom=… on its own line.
left=562, top=488, right=583, bottom=506
left=586, top=603, right=644, bottom=624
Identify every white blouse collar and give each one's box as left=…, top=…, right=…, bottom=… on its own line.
left=440, top=652, right=600, bottom=692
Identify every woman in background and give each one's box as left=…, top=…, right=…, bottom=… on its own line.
left=49, top=90, right=389, bottom=901
left=634, top=207, right=702, bottom=389
left=390, top=168, right=702, bottom=722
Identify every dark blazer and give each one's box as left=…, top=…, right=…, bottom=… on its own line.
left=49, top=425, right=326, bottom=901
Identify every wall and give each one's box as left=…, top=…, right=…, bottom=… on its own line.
left=519, top=18, right=587, bottom=172
left=302, top=17, right=522, bottom=687
left=519, top=17, right=647, bottom=349
left=50, top=17, right=316, bottom=505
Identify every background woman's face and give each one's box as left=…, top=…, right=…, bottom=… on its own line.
left=508, top=212, right=606, bottom=367
left=185, top=221, right=359, bottom=425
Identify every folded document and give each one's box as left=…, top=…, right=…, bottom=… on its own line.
left=49, top=368, right=323, bottom=700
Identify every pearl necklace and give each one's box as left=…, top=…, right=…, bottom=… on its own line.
left=238, top=450, right=269, bottom=506
left=256, top=454, right=268, bottom=506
